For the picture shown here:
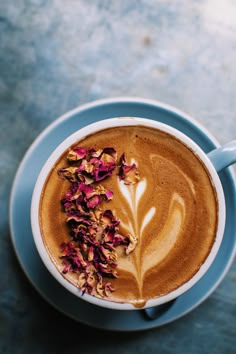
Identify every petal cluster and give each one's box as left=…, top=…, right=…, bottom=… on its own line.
left=58, top=147, right=117, bottom=184
left=57, top=146, right=139, bottom=298
left=118, top=153, right=140, bottom=185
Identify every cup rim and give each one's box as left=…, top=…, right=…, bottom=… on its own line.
left=31, top=116, right=226, bottom=310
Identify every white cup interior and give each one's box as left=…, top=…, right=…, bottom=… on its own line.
left=31, top=117, right=226, bottom=310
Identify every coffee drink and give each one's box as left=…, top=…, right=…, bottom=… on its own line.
left=39, top=125, right=218, bottom=308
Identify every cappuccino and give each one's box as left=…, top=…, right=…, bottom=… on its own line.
left=39, top=125, right=218, bottom=308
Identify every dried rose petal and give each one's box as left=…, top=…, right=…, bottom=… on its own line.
left=104, top=283, right=115, bottom=297
left=78, top=273, right=86, bottom=289
left=67, top=147, right=87, bottom=161
left=58, top=167, right=79, bottom=182
left=60, top=242, right=88, bottom=272
left=79, top=159, right=95, bottom=174
left=96, top=280, right=105, bottom=297
left=66, top=216, right=91, bottom=225
left=94, top=166, right=114, bottom=182
left=104, top=189, right=113, bottom=200
left=79, top=183, right=94, bottom=198
left=112, top=233, right=129, bottom=247
left=87, top=195, right=102, bottom=209
left=100, top=210, right=120, bottom=227
left=87, top=272, right=96, bottom=288
left=88, top=246, right=94, bottom=261
left=88, top=148, right=103, bottom=158
left=118, top=153, right=140, bottom=185
left=100, top=246, right=117, bottom=263
left=125, top=233, right=138, bottom=254
left=100, top=147, right=117, bottom=166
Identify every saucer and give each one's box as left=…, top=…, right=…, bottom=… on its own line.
left=9, top=97, right=236, bottom=331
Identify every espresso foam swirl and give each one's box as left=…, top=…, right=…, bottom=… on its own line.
left=150, top=153, right=196, bottom=196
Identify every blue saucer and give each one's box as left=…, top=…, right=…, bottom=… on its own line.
left=9, top=97, right=236, bottom=331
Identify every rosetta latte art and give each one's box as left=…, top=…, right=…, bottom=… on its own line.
left=117, top=157, right=189, bottom=298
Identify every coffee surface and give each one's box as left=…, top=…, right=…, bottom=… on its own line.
left=39, top=124, right=218, bottom=307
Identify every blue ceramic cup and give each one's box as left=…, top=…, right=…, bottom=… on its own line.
left=30, top=115, right=236, bottom=311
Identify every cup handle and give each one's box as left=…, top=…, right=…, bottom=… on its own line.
left=207, top=140, right=236, bottom=172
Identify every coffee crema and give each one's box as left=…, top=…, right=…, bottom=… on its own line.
left=39, top=125, right=218, bottom=308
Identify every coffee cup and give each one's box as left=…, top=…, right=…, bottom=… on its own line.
left=30, top=116, right=236, bottom=310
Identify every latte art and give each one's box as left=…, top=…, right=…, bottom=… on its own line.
left=111, top=152, right=193, bottom=301
left=117, top=179, right=185, bottom=297
left=39, top=125, right=218, bottom=307
left=118, top=178, right=155, bottom=242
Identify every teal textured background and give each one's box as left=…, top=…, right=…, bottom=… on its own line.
left=1, top=1, right=236, bottom=353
